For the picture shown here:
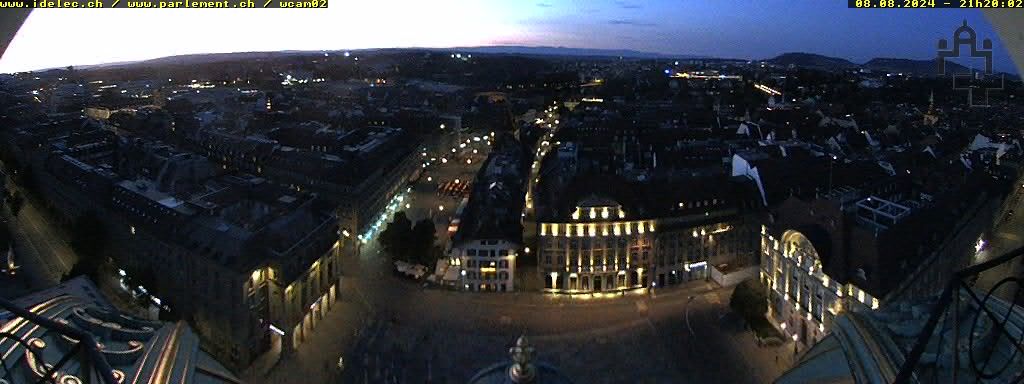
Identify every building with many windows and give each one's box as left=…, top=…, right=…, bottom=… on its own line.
left=536, top=175, right=762, bottom=294
left=450, top=239, right=519, bottom=292
left=449, top=134, right=527, bottom=292
left=13, top=126, right=348, bottom=369
left=762, top=171, right=1009, bottom=353
left=539, top=196, right=653, bottom=293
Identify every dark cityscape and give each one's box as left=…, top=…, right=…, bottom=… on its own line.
left=1, top=4, right=1024, bottom=384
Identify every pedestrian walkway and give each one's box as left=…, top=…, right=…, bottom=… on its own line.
left=245, top=280, right=374, bottom=384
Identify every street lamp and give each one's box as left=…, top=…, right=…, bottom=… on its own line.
left=792, top=334, right=799, bottom=356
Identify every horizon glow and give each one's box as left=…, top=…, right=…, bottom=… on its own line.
left=0, top=1, right=1015, bottom=74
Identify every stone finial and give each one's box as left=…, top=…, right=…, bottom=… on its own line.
left=508, top=335, right=536, bottom=383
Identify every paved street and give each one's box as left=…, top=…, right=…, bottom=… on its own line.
left=249, top=238, right=790, bottom=384
left=975, top=185, right=1024, bottom=300
left=403, top=131, right=492, bottom=247
left=249, top=105, right=789, bottom=384
left=0, top=175, right=77, bottom=295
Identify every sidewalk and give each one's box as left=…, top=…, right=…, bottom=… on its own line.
left=244, top=280, right=374, bottom=384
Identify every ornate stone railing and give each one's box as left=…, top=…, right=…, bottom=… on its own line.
left=0, top=297, right=118, bottom=384
left=893, top=245, right=1024, bottom=383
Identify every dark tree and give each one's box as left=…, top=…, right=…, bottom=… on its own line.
left=379, top=211, right=413, bottom=260
left=730, top=279, right=768, bottom=322
left=410, top=219, right=437, bottom=265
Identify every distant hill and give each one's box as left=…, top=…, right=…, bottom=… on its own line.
left=767, top=52, right=1005, bottom=77
left=62, top=48, right=1011, bottom=77
left=767, top=53, right=857, bottom=70
left=72, top=46, right=694, bottom=72
left=78, top=51, right=318, bottom=70
left=442, top=46, right=697, bottom=59
left=864, top=57, right=971, bottom=76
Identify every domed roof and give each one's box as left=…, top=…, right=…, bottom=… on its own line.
left=468, top=336, right=574, bottom=384
left=793, top=224, right=832, bottom=267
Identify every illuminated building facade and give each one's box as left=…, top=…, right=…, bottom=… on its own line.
left=762, top=178, right=1006, bottom=353
left=761, top=227, right=877, bottom=351
left=539, top=197, right=653, bottom=293
left=106, top=176, right=345, bottom=369
left=451, top=239, right=517, bottom=292
left=538, top=193, right=761, bottom=294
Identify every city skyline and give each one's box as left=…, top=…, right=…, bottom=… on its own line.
left=2, top=5, right=1024, bottom=383
left=0, top=1, right=1017, bottom=74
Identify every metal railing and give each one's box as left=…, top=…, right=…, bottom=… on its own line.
left=893, top=245, right=1024, bottom=383
left=0, top=296, right=118, bottom=384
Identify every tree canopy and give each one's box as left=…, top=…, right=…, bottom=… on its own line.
left=379, top=211, right=440, bottom=266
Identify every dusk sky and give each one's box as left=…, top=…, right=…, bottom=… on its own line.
left=0, top=1, right=1016, bottom=73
